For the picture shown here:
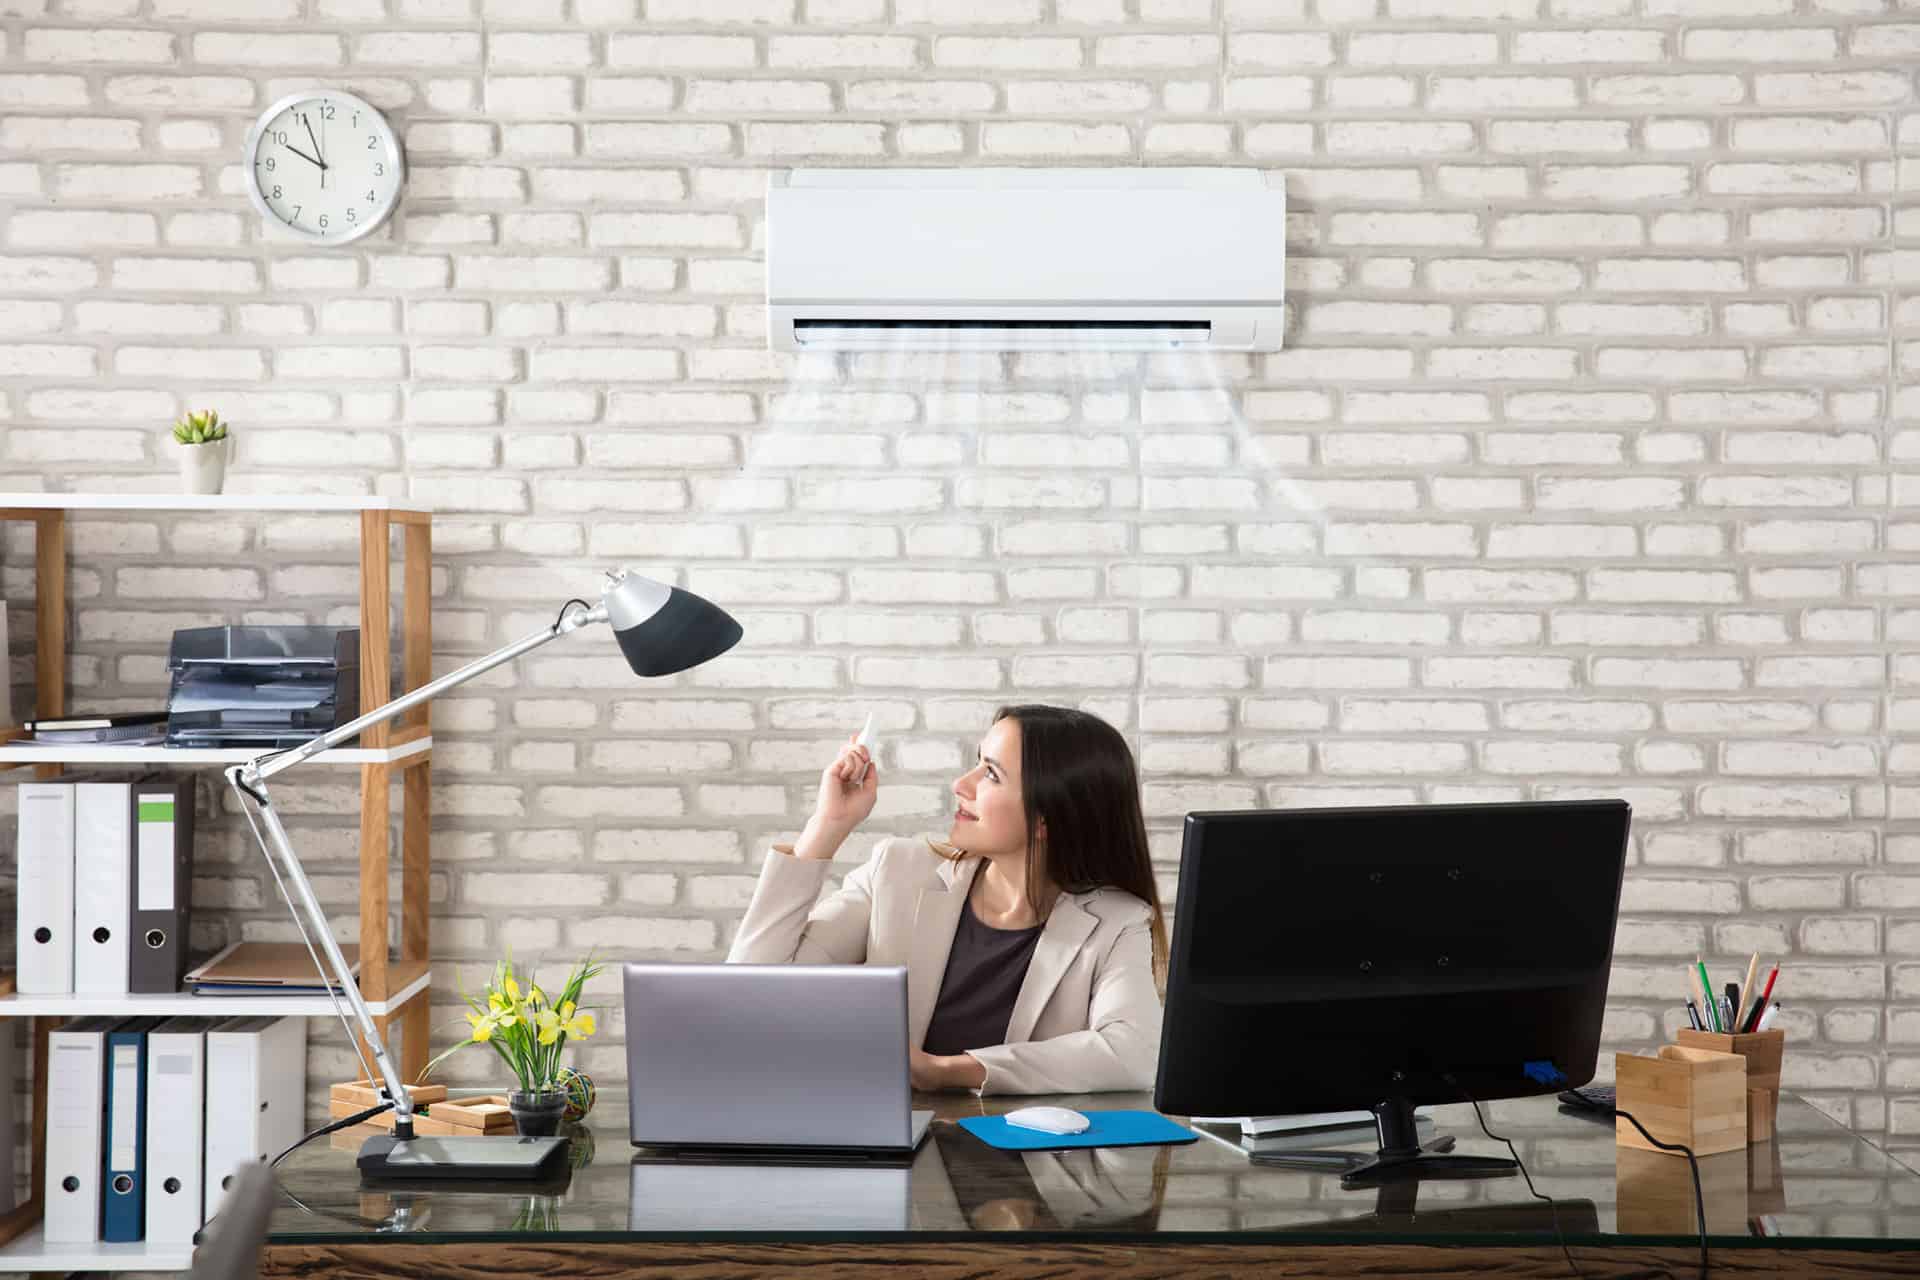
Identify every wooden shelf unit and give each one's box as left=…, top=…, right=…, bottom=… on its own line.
left=0, top=494, right=436, bottom=1267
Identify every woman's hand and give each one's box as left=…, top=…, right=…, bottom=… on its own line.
left=792, top=732, right=877, bottom=861
left=910, top=1048, right=987, bottom=1092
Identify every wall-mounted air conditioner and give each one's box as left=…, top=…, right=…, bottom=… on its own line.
left=765, top=168, right=1287, bottom=352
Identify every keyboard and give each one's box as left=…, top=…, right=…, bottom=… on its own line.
left=1557, top=1084, right=1614, bottom=1112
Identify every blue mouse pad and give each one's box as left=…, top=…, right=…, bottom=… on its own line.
left=958, top=1110, right=1198, bottom=1152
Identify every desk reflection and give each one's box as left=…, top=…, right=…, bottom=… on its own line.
left=623, top=1121, right=1170, bottom=1233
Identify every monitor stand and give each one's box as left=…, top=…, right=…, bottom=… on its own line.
left=1248, top=1098, right=1517, bottom=1188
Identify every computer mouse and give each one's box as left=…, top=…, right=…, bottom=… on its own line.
left=1004, top=1106, right=1091, bottom=1135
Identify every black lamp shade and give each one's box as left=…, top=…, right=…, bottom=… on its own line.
left=613, top=586, right=743, bottom=677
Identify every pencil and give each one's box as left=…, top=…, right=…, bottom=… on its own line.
left=1735, top=952, right=1760, bottom=1032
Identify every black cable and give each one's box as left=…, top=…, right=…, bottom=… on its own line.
left=1445, top=1072, right=1587, bottom=1280
left=553, top=597, right=591, bottom=631
left=1446, top=1073, right=1702, bottom=1280
left=270, top=1100, right=394, bottom=1168
left=1613, top=1106, right=1710, bottom=1280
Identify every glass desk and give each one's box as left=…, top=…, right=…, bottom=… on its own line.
left=262, top=1091, right=1920, bottom=1278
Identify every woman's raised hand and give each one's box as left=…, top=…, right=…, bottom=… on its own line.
left=793, top=732, right=877, bottom=860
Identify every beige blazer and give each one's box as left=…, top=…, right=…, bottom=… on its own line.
left=726, top=836, right=1163, bottom=1097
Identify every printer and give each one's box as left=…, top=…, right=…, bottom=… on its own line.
left=166, top=625, right=360, bottom=748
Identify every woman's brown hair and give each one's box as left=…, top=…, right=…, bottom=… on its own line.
left=936, top=704, right=1169, bottom=991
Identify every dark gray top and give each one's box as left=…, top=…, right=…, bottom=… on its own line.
left=920, top=896, right=1044, bottom=1057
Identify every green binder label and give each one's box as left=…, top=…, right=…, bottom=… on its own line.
left=138, top=799, right=173, bottom=822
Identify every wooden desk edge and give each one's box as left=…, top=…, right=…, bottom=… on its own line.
left=262, top=1238, right=1920, bottom=1280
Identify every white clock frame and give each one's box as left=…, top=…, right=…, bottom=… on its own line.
left=243, top=89, right=405, bottom=246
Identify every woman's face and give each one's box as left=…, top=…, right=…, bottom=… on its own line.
left=950, top=717, right=1031, bottom=858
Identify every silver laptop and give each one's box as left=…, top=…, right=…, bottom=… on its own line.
left=624, top=962, right=934, bottom=1157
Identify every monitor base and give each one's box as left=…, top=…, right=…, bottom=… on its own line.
left=1247, top=1098, right=1517, bottom=1188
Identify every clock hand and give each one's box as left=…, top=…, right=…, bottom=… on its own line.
left=285, top=142, right=324, bottom=169
left=301, top=113, right=328, bottom=187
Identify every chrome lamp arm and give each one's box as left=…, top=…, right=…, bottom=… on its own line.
left=225, top=601, right=603, bottom=1138
left=222, top=569, right=742, bottom=1153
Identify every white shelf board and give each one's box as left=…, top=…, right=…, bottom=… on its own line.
left=0, top=967, right=430, bottom=1018
left=0, top=492, right=429, bottom=513
left=0, top=1226, right=193, bottom=1274
left=0, top=737, right=430, bottom=767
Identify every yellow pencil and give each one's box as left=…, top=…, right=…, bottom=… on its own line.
left=1735, top=952, right=1760, bottom=1032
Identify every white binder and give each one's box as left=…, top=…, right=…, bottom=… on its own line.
left=17, top=781, right=76, bottom=995
left=145, top=1017, right=217, bottom=1244
left=73, top=781, right=133, bottom=995
left=45, top=1016, right=119, bottom=1244
left=203, top=1016, right=306, bottom=1222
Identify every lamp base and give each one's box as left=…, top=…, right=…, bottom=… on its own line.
left=356, top=1131, right=571, bottom=1181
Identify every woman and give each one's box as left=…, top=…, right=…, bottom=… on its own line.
left=727, top=704, right=1168, bottom=1096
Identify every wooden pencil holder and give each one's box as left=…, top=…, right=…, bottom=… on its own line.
left=1675, top=1028, right=1785, bottom=1140
left=1614, top=1043, right=1747, bottom=1157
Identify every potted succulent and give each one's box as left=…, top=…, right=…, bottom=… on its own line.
left=425, top=952, right=602, bottom=1137
left=171, top=409, right=231, bottom=495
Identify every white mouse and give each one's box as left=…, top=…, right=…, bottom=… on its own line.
left=1004, top=1106, right=1091, bottom=1135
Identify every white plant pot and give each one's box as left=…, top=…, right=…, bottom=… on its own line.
left=177, top=438, right=230, bottom=495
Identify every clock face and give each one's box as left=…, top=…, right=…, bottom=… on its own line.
left=244, top=90, right=403, bottom=245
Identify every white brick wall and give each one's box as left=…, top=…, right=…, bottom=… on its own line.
left=0, top=1, right=1917, bottom=1140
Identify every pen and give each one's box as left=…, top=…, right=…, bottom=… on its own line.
left=1725, top=981, right=1740, bottom=1029
left=1688, top=965, right=1713, bottom=1033
left=1743, top=965, right=1779, bottom=1033
left=1720, top=995, right=1735, bottom=1034
left=1697, top=958, right=1719, bottom=1031
left=1756, top=1002, right=1780, bottom=1032
left=1685, top=999, right=1703, bottom=1031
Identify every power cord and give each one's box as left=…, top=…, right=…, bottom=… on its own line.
left=1444, top=1071, right=1706, bottom=1280
left=270, top=1100, right=394, bottom=1168
left=1612, top=1106, right=1709, bottom=1280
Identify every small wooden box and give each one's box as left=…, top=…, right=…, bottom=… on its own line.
left=1615, top=1043, right=1747, bottom=1157
left=432, top=1094, right=516, bottom=1134
left=1617, top=1144, right=1748, bottom=1235
left=330, top=1079, right=447, bottom=1113
left=328, top=1080, right=518, bottom=1136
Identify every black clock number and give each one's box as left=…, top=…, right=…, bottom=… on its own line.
left=263, top=156, right=274, bottom=171
left=318, top=214, right=329, bottom=229
left=292, top=205, right=302, bottom=220
left=347, top=209, right=357, bottom=223
left=272, top=185, right=282, bottom=199
left=320, top=103, right=335, bottom=119
left=374, top=163, right=385, bottom=176
left=368, top=135, right=377, bottom=149
left=367, top=189, right=377, bottom=202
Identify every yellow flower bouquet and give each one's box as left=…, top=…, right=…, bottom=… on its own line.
left=426, top=952, right=602, bottom=1136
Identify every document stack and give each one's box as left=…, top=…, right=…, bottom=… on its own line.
left=45, top=1016, right=306, bottom=1246
left=165, top=625, right=360, bottom=749
left=16, top=778, right=194, bottom=996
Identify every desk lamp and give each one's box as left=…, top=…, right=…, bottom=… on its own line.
left=227, top=569, right=742, bottom=1178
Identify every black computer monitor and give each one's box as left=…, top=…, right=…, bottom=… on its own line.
left=1153, top=799, right=1630, bottom=1186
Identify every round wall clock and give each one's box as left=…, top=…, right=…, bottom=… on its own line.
left=243, top=89, right=404, bottom=245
